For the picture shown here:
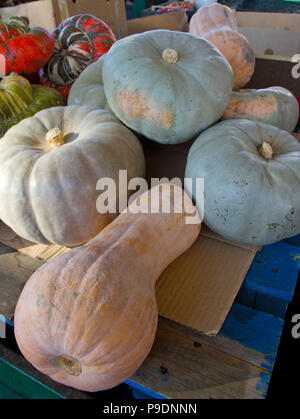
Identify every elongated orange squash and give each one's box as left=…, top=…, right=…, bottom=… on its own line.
left=189, top=3, right=255, bottom=90
left=14, top=183, right=201, bottom=392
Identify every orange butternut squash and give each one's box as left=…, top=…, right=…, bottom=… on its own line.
left=14, top=183, right=201, bottom=392
left=189, top=3, right=255, bottom=90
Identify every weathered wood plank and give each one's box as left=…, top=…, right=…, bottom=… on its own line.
left=127, top=316, right=270, bottom=399
left=0, top=244, right=43, bottom=321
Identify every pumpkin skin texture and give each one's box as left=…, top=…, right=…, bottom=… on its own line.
left=185, top=119, right=300, bottom=246
left=14, top=183, right=201, bottom=392
left=0, top=73, right=66, bottom=137
left=68, top=55, right=109, bottom=110
left=222, top=87, right=299, bottom=133
left=189, top=4, right=255, bottom=90
left=103, top=30, right=233, bottom=145
left=39, top=14, right=116, bottom=98
left=0, top=16, right=55, bottom=77
left=0, top=106, right=145, bottom=246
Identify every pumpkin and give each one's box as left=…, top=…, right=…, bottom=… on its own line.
left=68, top=55, right=109, bottom=110
left=14, top=183, right=201, bottom=392
left=222, top=87, right=299, bottom=133
left=185, top=119, right=300, bottom=246
left=0, top=73, right=65, bottom=137
left=102, top=29, right=233, bottom=145
left=0, top=106, right=145, bottom=246
left=39, top=14, right=116, bottom=98
left=189, top=3, right=255, bottom=90
left=0, top=16, right=54, bottom=77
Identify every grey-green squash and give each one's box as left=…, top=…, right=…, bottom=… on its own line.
left=185, top=119, right=300, bottom=245
left=102, top=29, right=233, bottom=144
left=0, top=106, right=145, bottom=246
left=222, top=87, right=299, bottom=133
left=68, top=55, right=109, bottom=110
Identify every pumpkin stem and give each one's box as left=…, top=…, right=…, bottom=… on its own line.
left=48, top=355, right=82, bottom=376
left=46, top=127, right=66, bottom=147
left=258, top=141, right=273, bottom=160
left=162, top=48, right=178, bottom=64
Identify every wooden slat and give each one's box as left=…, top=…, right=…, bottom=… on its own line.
left=0, top=244, right=43, bottom=321
left=127, top=313, right=274, bottom=399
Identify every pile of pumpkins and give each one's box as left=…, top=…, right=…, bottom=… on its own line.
left=0, top=3, right=300, bottom=393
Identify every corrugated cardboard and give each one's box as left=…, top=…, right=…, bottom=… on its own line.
left=236, top=12, right=300, bottom=59
left=0, top=0, right=56, bottom=31
left=234, top=11, right=300, bottom=96
left=51, top=0, right=128, bottom=39
left=0, top=0, right=128, bottom=38
left=127, top=10, right=189, bottom=35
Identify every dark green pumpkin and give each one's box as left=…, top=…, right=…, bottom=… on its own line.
left=0, top=73, right=66, bottom=137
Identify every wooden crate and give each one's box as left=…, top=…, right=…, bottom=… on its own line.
left=0, top=233, right=299, bottom=399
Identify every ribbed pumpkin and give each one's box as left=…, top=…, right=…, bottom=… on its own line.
left=185, top=119, right=300, bottom=246
left=0, top=16, right=54, bottom=77
left=222, top=87, right=299, bottom=133
left=0, top=73, right=65, bottom=137
left=14, top=183, right=201, bottom=392
left=189, top=3, right=255, bottom=90
left=39, top=14, right=116, bottom=98
left=68, top=55, right=109, bottom=110
left=103, top=29, right=233, bottom=144
left=0, top=106, right=145, bottom=246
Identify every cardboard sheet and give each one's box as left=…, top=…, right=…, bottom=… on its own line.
left=127, top=11, right=189, bottom=35
left=236, top=11, right=300, bottom=60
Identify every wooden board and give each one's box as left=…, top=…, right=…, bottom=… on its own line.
left=0, top=237, right=299, bottom=399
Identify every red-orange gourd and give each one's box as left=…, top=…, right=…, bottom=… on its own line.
left=14, top=183, right=201, bottom=392
left=189, top=3, right=255, bottom=90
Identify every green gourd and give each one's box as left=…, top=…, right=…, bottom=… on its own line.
left=0, top=73, right=65, bottom=137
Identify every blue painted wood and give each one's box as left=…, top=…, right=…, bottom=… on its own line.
left=131, top=388, right=155, bottom=399
left=283, top=234, right=300, bottom=247
left=220, top=303, right=284, bottom=374
left=236, top=288, right=288, bottom=318
left=241, top=241, right=300, bottom=302
left=125, top=379, right=166, bottom=399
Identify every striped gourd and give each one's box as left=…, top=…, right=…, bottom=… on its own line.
left=0, top=73, right=65, bottom=137
left=39, top=14, right=116, bottom=98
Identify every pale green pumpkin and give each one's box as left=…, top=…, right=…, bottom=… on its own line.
left=0, top=106, right=145, bottom=246
left=68, top=55, right=110, bottom=110
left=185, top=119, right=300, bottom=245
left=103, top=29, right=234, bottom=144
